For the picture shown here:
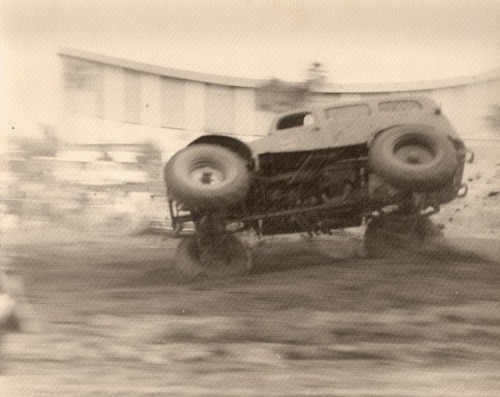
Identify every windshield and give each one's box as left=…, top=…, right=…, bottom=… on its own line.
left=276, top=112, right=314, bottom=130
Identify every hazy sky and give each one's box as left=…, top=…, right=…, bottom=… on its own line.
left=1, top=0, right=500, bottom=131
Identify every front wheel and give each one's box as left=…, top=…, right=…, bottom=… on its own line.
left=164, top=144, right=251, bottom=211
left=364, top=214, right=445, bottom=258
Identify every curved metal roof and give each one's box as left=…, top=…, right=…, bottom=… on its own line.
left=59, top=47, right=500, bottom=93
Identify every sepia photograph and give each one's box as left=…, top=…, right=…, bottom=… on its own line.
left=1, top=0, right=500, bottom=395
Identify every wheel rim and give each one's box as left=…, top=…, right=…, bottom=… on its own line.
left=188, top=162, right=225, bottom=186
left=393, top=139, right=435, bottom=165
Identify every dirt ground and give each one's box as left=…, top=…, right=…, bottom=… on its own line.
left=1, top=226, right=499, bottom=396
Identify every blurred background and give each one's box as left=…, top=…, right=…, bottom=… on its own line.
left=0, top=0, right=499, bottom=236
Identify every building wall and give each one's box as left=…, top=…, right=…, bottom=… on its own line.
left=60, top=56, right=272, bottom=158
left=59, top=53, right=500, bottom=156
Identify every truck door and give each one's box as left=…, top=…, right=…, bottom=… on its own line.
left=268, top=111, right=325, bottom=150
left=323, top=104, right=371, bottom=140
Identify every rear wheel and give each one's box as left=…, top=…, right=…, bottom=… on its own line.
left=164, top=144, right=251, bottom=210
left=369, top=126, right=457, bottom=192
left=174, top=235, right=252, bottom=282
left=364, top=214, right=445, bottom=258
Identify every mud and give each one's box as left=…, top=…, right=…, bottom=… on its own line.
left=1, top=229, right=500, bottom=396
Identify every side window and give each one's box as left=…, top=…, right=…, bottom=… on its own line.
left=205, top=84, right=235, bottom=134
left=276, top=112, right=314, bottom=130
left=324, top=105, right=370, bottom=121
left=123, top=70, right=142, bottom=124
left=63, top=58, right=103, bottom=118
left=161, top=77, right=186, bottom=129
left=378, top=100, right=422, bottom=112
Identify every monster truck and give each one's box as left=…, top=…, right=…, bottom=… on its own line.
left=164, top=96, right=473, bottom=280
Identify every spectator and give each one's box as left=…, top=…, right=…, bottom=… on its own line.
left=0, top=257, right=41, bottom=376
left=0, top=258, right=24, bottom=329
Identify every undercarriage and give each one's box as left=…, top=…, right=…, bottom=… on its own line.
left=168, top=146, right=463, bottom=281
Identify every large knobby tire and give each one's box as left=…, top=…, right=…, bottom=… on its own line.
left=369, top=126, right=457, bottom=192
left=174, top=235, right=252, bottom=282
left=364, top=215, right=445, bottom=259
left=165, top=144, right=250, bottom=210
